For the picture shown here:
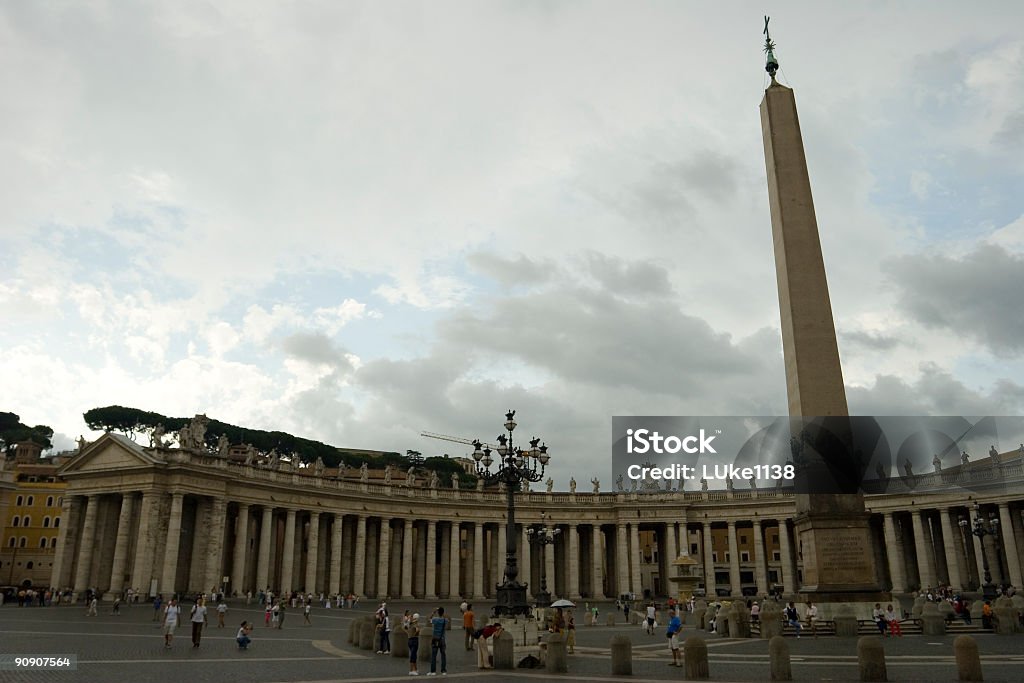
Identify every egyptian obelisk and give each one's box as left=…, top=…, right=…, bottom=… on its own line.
left=760, top=20, right=880, bottom=597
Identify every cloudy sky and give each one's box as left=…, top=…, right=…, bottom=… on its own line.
left=2, top=1, right=1023, bottom=487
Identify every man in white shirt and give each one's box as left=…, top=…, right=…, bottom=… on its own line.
left=163, top=598, right=181, bottom=648
left=645, top=604, right=657, bottom=635
left=190, top=598, right=208, bottom=647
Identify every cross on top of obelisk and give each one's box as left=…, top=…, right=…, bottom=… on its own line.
left=763, top=15, right=779, bottom=82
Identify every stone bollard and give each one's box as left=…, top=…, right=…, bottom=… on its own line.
left=347, top=618, right=361, bottom=644
left=493, top=631, right=515, bottom=670
left=954, top=635, right=983, bottom=682
left=610, top=634, right=632, bottom=675
left=546, top=632, right=568, bottom=674
left=359, top=620, right=375, bottom=650
left=769, top=635, right=792, bottom=681
left=683, top=636, right=709, bottom=680
left=629, top=611, right=640, bottom=625
left=994, top=605, right=1016, bottom=635
left=938, top=601, right=955, bottom=623
left=693, top=608, right=706, bottom=630
left=373, top=626, right=383, bottom=652
left=391, top=628, right=409, bottom=658
left=607, top=613, right=616, bottom=626
left=729, top=601, right=750, bottom=638
left=835, top=604, right=860, bottom=638
left=921, top=602, right=946, bottom=636
left=912, top=595, right=927, bottom=620
left=857, top=636, right=887, bottom=682
left=760, top=602, right=783, bottom=639
left=969, top=600, right=984, bottom=622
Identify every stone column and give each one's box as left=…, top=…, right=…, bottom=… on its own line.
left=545, top=535, right=556, bottom=595
left=419, top=524, right=432, bottom=598
left=353, top=515, right=367, bottom=597
left=629, top=523, right=641, bottom=596
left=306, top=511, right=321, bottom=594
left=777, top=520, right=795, bottom=595
left=882, top=512, right=907, bottom=593
left=616, top=524, right=629, bottom=597
left=204, top=497, right=228, bottom=592
left=50, top=496, right=77, bottom=591
left=159, top=493, right=184, bottom=595
left=521, top=525, right=532, bottom=596
left=449, top=522, right=461, bottom=598
left=911, top=510, right=936, bottom=590
left=752, top=519, right=768, bottom=596
left=998, top=503, right=1023, bottom=588
left=107, top=494, right=136, bottom=597
left=129, top=493, right=158, bottom=597
left=568, top=524, right=580, bottom=600
left=330, top=513, right=344, bottom=596
left=727, top=521, right=741, bottom=597
left=496, top=522, right=507, bottom=585
left=665, top=522, right=678, bottom=568
left=399, top=519, right=415, bottom=598
left=473, top=521, right=484, bottom=599
left=280, top=509, right=297, bottom=594
left=939, top=507, right=963, bottom=591
left=376, top=517, right=390, bottom=598
left=425, top=519, right=438, bottom=599
left=591, top=525, right=603, bottom=599
left=232, top=504, right=250, bottom=595
left=73, top=494, right=101, bottom=593
left=256, top=507, right=274, bottom=592
left=702, top=522, right=716, bottom=597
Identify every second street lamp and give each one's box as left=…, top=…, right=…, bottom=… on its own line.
left=527, top=511, right=560, bottom=608
left=959, top=501, right=1001, bottom=601
left=473, top=410, right=550, bottom=617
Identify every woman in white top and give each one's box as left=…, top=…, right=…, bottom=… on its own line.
left=805, top=601, right=818, bottom=638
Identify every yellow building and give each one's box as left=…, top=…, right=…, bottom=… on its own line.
left=0, top=442, right=69, bottom=590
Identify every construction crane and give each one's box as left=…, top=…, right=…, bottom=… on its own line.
left=420, top=431, right=499, bottom=452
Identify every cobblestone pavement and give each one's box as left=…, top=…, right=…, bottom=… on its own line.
left=2, top=600, right=1024, bottom=682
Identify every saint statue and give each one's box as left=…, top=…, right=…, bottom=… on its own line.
left=874, top=461, right=887, bottom=480
left=406, top=467, right=416, bottom=487
left=961, top=450, right=970, bottom=465
left=700, top=477, right=708, bottom=492
left=177, top=423, right=192, bottom=449
left=268, top=449, right=280, bottom=470
left=725, top=477, right=734, bottom=491
left=314, top=456, right=325, bottom=477
left=76, top=435, right=87, bottom=451
left=591, top=477, right=600, bottom=494
left=545, top=477, right=554, bottom=493
left=383, top=464, right=392, bottom=484
left=244, top=444, right=257, bottom=466
left=615, top=474, right=624, bottom=492
left=216, top=434, right=229, bottom=458
left=151, top=424, right=166, bottom=448
left=429, top=470, right=439, bottom=489
left=451, top=472, right=460, bottom=490
left=569, top=477, right=576, bottom=494
left=337, top=463, right=348, bottom=480
left=359, top=462, right=369, bottom=482
left=190, top=414, right=209, bottom=449
left=933, top=453, right=942, bottom=472
left=903, top=459, right=914, bottom=477
left=989, top=445, right=999, bottom=462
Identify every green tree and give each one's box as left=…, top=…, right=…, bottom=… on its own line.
left=0, top=412, right=54, bottom=454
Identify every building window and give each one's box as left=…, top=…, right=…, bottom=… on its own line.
left=15, top=495, right=22, bottom=506
left=43, top=517, right=51, bottom=528
left=6, top=538, right=14, bottom=548
left=741, top=551, right=750, bottom=562
left=46, top=496, right=54, bottom=507
left=690, top=543, right=699, bottom=555
left=19, top=537, right=27, bottom=548
left=39, top=538, right=47, bottom=548
left=772, top=551, right=781, bottom=561
left=22, top=516, right=31, bottom=528
left=740, top=535, right=747, bottom=544
left=27, top=496, right=33, bottom=506
left=52, top=537, right=58, bottom=548
left=54, top=517, right=60, bottom=528
left=58, top=497, right=63, bottom=507
left=26, top=561, right=33, bottom=569
left=11, top=516, right=18, bottom=527
left=712, top=552, right=718, bottom=562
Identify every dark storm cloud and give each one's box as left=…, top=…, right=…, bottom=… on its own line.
left=848, top=362, right=1024, bottom=416
left=279, top=332, right=353, bottom=369
left=887, top=243, right=1024, bottom=354
left=466, top=252, right=555, bottom=287
left=584, top=253, right=673, bottom=298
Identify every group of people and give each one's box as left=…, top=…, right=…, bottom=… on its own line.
left=253, top=588, right=358, bottom=609
left=372, top=601, right=454, bottom=675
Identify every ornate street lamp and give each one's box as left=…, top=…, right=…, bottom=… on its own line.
left=527, top=511, right=561, bottom=608
left=473, top=410, right=550, bottom=616
left=959, top=502, right=1001, bottom=600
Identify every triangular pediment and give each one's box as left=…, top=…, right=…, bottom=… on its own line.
left=59, top=433, right=164, bottom=475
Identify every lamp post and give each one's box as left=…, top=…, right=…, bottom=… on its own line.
left=472, top=410, right=550, bottom=617
left=959, top=502, right=1001, bottom=600
left=527, top=511, right=561, bottom=608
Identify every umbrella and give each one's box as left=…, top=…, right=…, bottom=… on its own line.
left=550, top=599, right=576, bottom=608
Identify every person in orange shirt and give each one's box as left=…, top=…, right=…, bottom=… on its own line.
left=463, top=604, right=475, bottom=650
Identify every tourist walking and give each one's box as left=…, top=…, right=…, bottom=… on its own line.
left=216, top=600, right=227, bottom=627
left=190, top=597, right=208, bottom=647
left=86, top=596, right=98, bottom=617
left=667, top=608, right=682, bottom=667
left=645, top=603, right=657, bottom=635
left=152, top=594, right=162, bottom=621
left=304, top=601, right=312, bottom=625
left=277, top=601, right=286, bottom=629
left=463, top=604, right=475, bottom=650
left=428, top=607, right=448, bottom=676
left=163, top=598, right=181, bottom=648
left=565, top=611, right=576, bottom=653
